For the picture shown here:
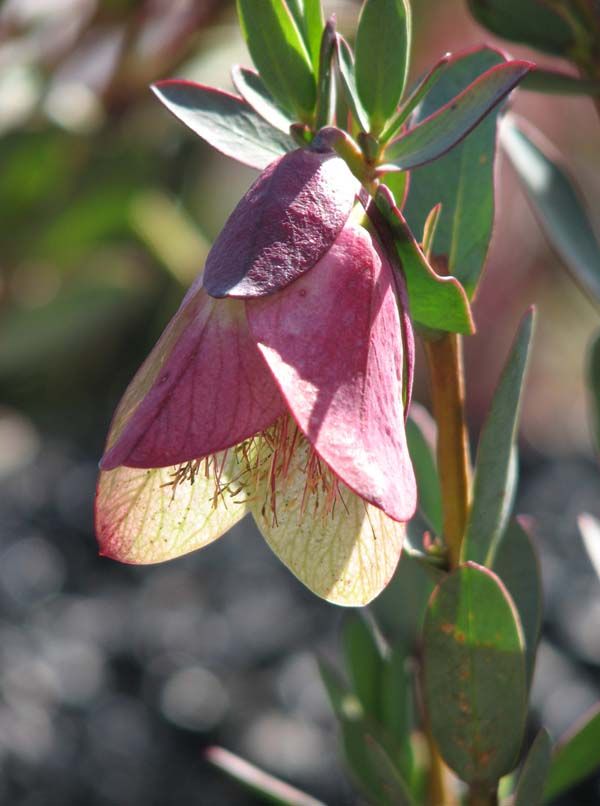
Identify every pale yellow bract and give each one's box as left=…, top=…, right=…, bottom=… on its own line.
left=96, top=453, right=246, bottom=564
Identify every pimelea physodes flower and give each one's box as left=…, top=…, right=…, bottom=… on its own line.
left=95, top=146, right=417, bottom=605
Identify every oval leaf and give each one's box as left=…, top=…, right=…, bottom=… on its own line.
left=237, top=0, right=316, bottom=120
left=514, top=729, right=552, bottom=806
left=231, top=65, right=293, bottom=132
left=462, top=309, right=534, bottom=565
left=354, top=0, right=411, bottom=133
left=152, top=81, right=295, bottom=170
left=423, top=562, right=527, bottom=783
left=501, top=118, right=600, bottom=305
left=544, top=704, right=600, bottom=801
left=403, top=47, right=510, bottom=297
left=384, top=60, right=532, bottom=169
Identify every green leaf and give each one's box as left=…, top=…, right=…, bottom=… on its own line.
left=335, top=35, right=369, bottom=132
left=231, top=66, right=294, bottom=133
left=205, top=746, right=325, bottom=806
left=381, top=54, right=451, bottom=144
left=544, top=704, right=600, bottom=800
left=342, top=615, right=384, bottom=720
left=522, top=68, right=600, bottom=96
left=319, top=662, right=382, bottom=802
left=588, top=333, right=600, bottom=453
left=364, top=737, right=415, bottom=806
left=355, top=0, right=411, bottom=134
left=466, top=0, right=575, bottom=58
left=152, top=81, right=295, bottom=170
left=380, top=647, right=414, bottom=781
left=403, top=48, right=509, bottom=297
left=374, top=186, right=474, bottom=334
left=514, top=729, right=552, bottom=806
left=236, top=0, right=316, bottom=121
left=462, top=309, right=534, bottom=565
left=405, top=406, right=443, bottom=535
left=383, top=60, right=531, bottom=169
left=303, top=0, right=325, bottom=73
left=382, top=171, right=409, bottom=210
left=493, top=518, right=543, bottom=688
left=501, top=118, right=600, bottom=304
left=314, top=18, right=337, bottom=129
left=423, top=563, right=527, bottom=784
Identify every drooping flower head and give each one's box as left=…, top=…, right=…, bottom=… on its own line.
left=96, top=146, right=417, bottom=606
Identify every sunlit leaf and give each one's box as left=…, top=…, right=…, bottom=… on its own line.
left=152, top=81, right=295, bottom=170
left=374, top=186, right=474, bottom=334
left=237, top=0, right=316, bottom=120
left=231, top=65, right=293, bottom=133
left=403, top=48, right=510, bottom=297
left=354, top=0, right=411, bottom=133
left=384, top=60, right=530, bottom=170
left=335, top=34, right=369, bottom=132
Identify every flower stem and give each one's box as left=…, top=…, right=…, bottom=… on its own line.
left=424, top=332, right=472, bottom=568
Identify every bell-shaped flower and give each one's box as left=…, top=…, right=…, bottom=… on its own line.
left=96, top=147, right=416, bottom=606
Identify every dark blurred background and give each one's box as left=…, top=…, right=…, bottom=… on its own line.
left=1, top=0, right=600, bottom=803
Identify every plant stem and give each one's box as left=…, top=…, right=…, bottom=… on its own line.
left=467, top=783, right=499, bottom=806
left=424, top=333, right=472, bottom=568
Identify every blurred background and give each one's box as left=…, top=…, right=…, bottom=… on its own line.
left=1, top=0, right=600, bottom=803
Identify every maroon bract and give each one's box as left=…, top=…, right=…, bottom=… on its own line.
left=203, top=148, right=359, bottom=298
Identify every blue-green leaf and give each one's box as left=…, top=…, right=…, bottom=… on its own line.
left=237, top=0, right=316, bottom=121
left=406, top=405, right=443, bottom=535
left=501, top=118, right=600, bottom=304
left=383, top=60, right=531, bottom=170
left=514, top=729, right=552, bottom=806
left=152, top=81, right=295, bottom=170
left=231, top=66, right=293, bottom=133
left=342, top=615, right=384, bottom=721
left=493, top=518, right=543, bottom=687
left=354, top=0, right=411, bottom=134
left=403, top=48, right=511, bottom=297
left=462, top=309, right=534, bottom=565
